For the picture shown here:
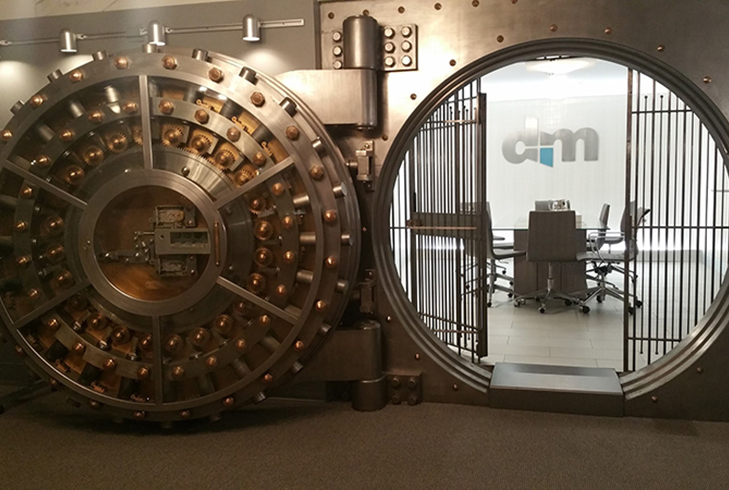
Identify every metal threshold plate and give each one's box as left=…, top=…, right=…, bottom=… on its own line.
left=490, top=363, right=624, bottom=417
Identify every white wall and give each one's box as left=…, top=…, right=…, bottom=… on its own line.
left=486, top=94, right=628, bottom=230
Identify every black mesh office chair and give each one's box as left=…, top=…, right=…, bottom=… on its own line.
left=484, top=205, right=525, bottom=306
left=514, top=210, right=590, bottom=313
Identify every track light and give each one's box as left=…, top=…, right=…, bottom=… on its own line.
left=242, top=14, right=261, bottom=42
left=148, top=20, right=166, bottom=46
left=59, top=28, right=77, bottom=53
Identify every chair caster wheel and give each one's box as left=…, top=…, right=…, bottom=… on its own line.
left=538, top=307, right=546, bottom=314
left=635, top=300, right=643, bottom=308
left=487, top=302, right=492, bottom=307
left=507, top=293, right=513, bottom=298
left=596, top=296, right=603, bottom=303
left=580, top=306, right=590, bottom=314
left=564, top=300, right=573, bottom=306
left=628, top=306, right=635, bottom=315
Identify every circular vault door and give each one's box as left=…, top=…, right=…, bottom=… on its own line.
left=0, top=48, right=359, bottom=422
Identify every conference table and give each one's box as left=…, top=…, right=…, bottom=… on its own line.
left=496, top=217, right=603, bottom=298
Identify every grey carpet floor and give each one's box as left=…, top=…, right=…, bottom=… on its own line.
left=1, top=385, right=728, bottom=490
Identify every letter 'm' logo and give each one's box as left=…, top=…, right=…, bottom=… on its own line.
left=502, top=117, right=599, bottom=167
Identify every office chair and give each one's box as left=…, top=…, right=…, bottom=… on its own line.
left=483, top=205, right=526, bottom=306
left=514, top=210, right=590, bottom=313
left=581, top=205, right=650, bottom=312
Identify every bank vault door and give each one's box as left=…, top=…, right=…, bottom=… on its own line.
left=391, top=80, right=488, bottom=361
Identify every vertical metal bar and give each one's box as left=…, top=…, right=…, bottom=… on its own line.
left=624, top=69, right=634, bottom=371
left=659, top=93, right=669, bottom=355
left=694, top=118, right=703, bottom=327
left=152, top=316, right=164, bottom=405
left=139, top=75, right=155, bottom=170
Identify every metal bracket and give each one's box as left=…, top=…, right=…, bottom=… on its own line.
left=348, top=141, right=375, bottom=192
left=359, top=269, right=376, bottom=313
left=387, top=373, right=422, bottom=406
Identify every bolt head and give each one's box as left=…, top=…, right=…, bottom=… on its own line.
left=171, top=366, right=185, bottom=379
left=285, top=125, right=300, bottom=140
left=21, top=186, right=34, bottom=199
left=133, top=411, right=146, bottom=420
left=194, top=109, right=209, bottom=124
left=72, top=342, right=86, bottom=355
left=103, top=359, right=117, bottom=371
left=282, top=215, right=295, bottom=229
left=27, top=288, right=40, bottom=301
left=0, top=129, right=12, bottom=142
left=209, top=67, right=224, bottom=82
left=46, top=318, right=60, bottom=330
left=275, top=284, right=287, bottom=296
left=325, top=256, right=338, bottom=269
left=89, top=400, right=101, bottom=409
left=30, top=95, right=44, bottom=108
left=69, top=70, right=84, bottom=83
left=205, top=356, right=218, bottom=369
left=180, top=410, right=191, bottom=419
left=223, top=396, right=235, bottom=407
left=271, top=183, right=285, bottom=196
left=323, top=210, right=338, bottom=223
left=294, top=340, right=305, bottom=352
left=137, top=366, right=151, bottom=380
left=252, top=152, right=266, bottom=166
left=315, top=300, right=328, bottom=312
left=123, top=102, right=139, bottom=114
left=161, top=55, right=178, bottom=70
left=36, top=155, right=51, bottom=167
left=59, top=129, right=75, bottom=142
left=250, top=91, right=265, bottom=107
left=309, top=165, right=325, bottom=180
left=114, top=57, right=130, bottom=69
left=235, top=338, right=247, bottom=352
left=263, top=373, right=274, bottom=383
left=14, top=345, right=25, bottom=357
left=282, top=251, right=296, bottom=264
left=88, top=111, right=104, bottom=124
left=159, top=100, right=174, bottom=115
left=259, top=315, right=271, bottom=327
left=227, top=127, right=241, bottom=141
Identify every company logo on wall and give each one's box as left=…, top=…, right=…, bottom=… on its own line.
left=502, top=117, right=599, bottom=167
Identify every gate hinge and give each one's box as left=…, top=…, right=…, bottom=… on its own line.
left=359, top=269, right=376, bottom=314
left=347, top=140, right=375, bottom=192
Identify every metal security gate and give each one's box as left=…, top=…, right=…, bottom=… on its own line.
left=625, top=69, right=729, bottom=371
left=390, top=80, right=487, bottom=361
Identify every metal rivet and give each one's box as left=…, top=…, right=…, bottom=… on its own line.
left=72, top=342, right=86, bottom=355
left=453, top=384, right=459, bottom=391
left=434, top=2, right=441, bottom=10
left=696, top=367, right=704, bottom=374
left=657, top=45, right=665, bottom=52
left=384, top=57, right=396, bottom=68
left=315, top=300, right=328, bottom=312
left=89, top=400, right=101, bottom=409
left=472, top=0, right=479, bottom=6
left=294, top=340, right=305, bottom=352
left=161, top=55, right=177, bottom=70
left=251, top=92, right=265, bottom=107
left=333, top=60, right=343, bottom=70
left=386, top=316, right=392, bottom=322
left=398, top=6, right=405, bottom=13
left=263, top=373, right=274, bottom=383
left=286, top=125, right=300, bottom=140
left=235, top=338, right=247, bottom=352
left=497, top=35, right=504, bottom=43
left=159, top=100, right=174, bottom=115
left=59, top=129, right=74, bottom=142
left=275, top=284, right=288, bottom=296
left=137, top=366, right=150, bottom=379
left=172, top=366, right=185, bottom=379
left=123, top=102, right=139, bottom=114
left=49, top=378, right=60, bottom=388
left=114, top=57, right=130, bottom=69
left=16, top=255, right=31, bottom=267
left=651, top=395, right=658, bottom=403
left=415, top=353, right=421, bottom=360
left=227, top=127, right=241, bottom=142
left=180, top=410, right=191, bottom=419
left=209, top=67, right=224, bottom=82
left=103, top=359, right=116, bottom=371
left=449, top=59, right=456, bottom=67
left=223, top=396, right=235, bottom=407
left=325, top=256, right=339, bottom=269
left=252, top=152, right=266, bottom=166
left=309, top=165, right=325, bottom=180
left=332, top=31, right=343, bottom=42
left=14, top=345, right=25, bottom=357
left=1, top=129, right=13, bottom=142
left=410, top=93, right=417, bottom=100
left=195, top=109, right=209, bottom=124
left=282, top=251, right=296, bottom=264
left=133, top=411, right=146, bottom=420
left=46, top=318, right=60, bottom=330
left=259, top=315, right=272, bottom=327
left=550, top=24, right=558, bottom=32
left=703, top=76, right=712, bottom=84
left=88, top=110, right=104, bottom=124
left=15, top=221, right=28, bottom=232
left=27, top=288, right=40, bottom=301
left=69, top=70, right=84, bottom=83
left=328, top=12, right=335, bottom=19
left=206, top=356, right=218, bottom=369
left=282, top=215, right=295, bottom=229
left=604, top=27, right=613, bottom=35
left=271, top=182, right=285, bottom=196
left=30, top=95, right=44, bottom=108
left=323, top=210, right=338, bottom=223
